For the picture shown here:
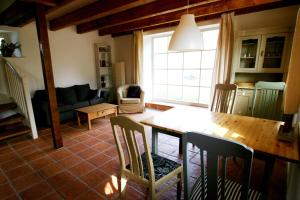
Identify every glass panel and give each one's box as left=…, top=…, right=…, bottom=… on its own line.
left=239, top=39, right=258, bottom=69
left=263, top=36, right=285, bottom=69
left=183, top=70, right=200, bottom=86
left=184, top=51, right=201, bottom=69
left=154, top=54, right=167, bottom=68
left=168, top=85, right=182, bottom=100
left=200, top=69, right=213, bottom=87
left=153, top=70, right=167, bottom=84
left=168, top=70, right=182, bottom=85
left=153, top=37, right=168, bottom=53
left=168, top=53, right=183, bottom=69
left=199, top=87, right=211, bottom=104
left=201, top=50, right=216, bottom=69
left=203, top=29, right=219, bottom=50
left=153, top=84, right=167, bottom=99
left=183, top=86, right=199, bottom=103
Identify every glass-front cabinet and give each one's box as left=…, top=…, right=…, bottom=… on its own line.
left=235, top=32, right=289, bottom=73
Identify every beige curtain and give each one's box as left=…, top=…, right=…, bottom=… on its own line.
left=212, top=12, right=234, bottom=85
left=284, top=8, right=300, bottom=115
left=133, top=30, right=143, bottom=85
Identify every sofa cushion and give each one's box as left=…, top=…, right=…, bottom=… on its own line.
left=121, top=98, right=141, bottom=104
left=89, top=98, right=105, bottom=105
left=73, top=101, right=89, bottom=109
left=127, top=86, right=141, bottom=98
left=75, top=84, right=90, bottom=101
left=58, top=86, right=78, bottom=105
left=34, top=90, right=48, bottom=101
left=58, top=104, right=74, bottom=113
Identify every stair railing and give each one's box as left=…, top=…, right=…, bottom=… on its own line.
left=4, top=61, right=38, bottom=139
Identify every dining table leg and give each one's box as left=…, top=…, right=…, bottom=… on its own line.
left=152, top=128, right=159, bottom=154
left=261, top=157, right=275, bottom=198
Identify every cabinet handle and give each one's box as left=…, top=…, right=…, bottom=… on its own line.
left=260, top=50, right=264, bottom=56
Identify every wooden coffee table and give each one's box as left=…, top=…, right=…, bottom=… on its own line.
left=76, top=103, right=118, bottom=130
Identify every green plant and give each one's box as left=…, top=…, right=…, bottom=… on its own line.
left=0, top=40, right=21, bottom=57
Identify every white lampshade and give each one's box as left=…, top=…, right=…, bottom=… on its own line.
left=168, top=14, right=203, bottom=51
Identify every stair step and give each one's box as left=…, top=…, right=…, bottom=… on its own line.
left=0, top=103, right=17, bottom=113
left=0, top=126, right=31, bottom=141
left=0, top=113, right=25, bottom=127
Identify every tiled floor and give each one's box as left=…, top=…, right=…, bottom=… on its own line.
left=0, top=109, right=286, bottom=200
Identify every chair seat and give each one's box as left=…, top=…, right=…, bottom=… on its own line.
left=127, top=153, right=181, bottom=181
left=190, top=176, right=261, bottom=200
left=121, top=98, right=141, bottom=104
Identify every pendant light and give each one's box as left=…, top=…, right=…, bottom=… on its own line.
left=168, top=1, right=203, bottom=51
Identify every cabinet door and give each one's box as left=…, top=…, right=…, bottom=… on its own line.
left=233, top=89, right=253, bottom=116
left=235, top=36, right=261, bottom=72
left=258, top=33, right=288, bottom=73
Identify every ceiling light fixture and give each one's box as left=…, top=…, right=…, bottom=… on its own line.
left=168, top=0, right=203, bottom=51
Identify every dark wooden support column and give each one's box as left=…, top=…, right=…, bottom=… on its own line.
left=35, top=4, right=63, bottom=148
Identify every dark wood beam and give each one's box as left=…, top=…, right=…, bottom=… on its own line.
left=35, top=4, right=63, bottom=149
left=20, top=0, right=58, bottom=6
left=77, top=0, right=220, bottom=34
left=49, top=0, right=157, bottom=31
left=98, top=0, right=298, bottom=36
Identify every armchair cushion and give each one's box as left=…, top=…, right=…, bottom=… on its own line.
left=121, top=98, right=141, bottom=104
left=57, top=86, right=78, bottom=105
left=75, top=84, right=90, bottom=101
left=127, top=86, right=141, bottom=98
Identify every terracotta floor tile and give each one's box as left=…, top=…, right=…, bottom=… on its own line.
left=94, top=176, right=118, bottom=199
left=100, top=159, right=120, bottom=176
left=58, top=154, right=82, bottom=169
left=61, top=138, right=78, bottom=147
left=69, top=161, right=95, bottom=177
left=67, top=143, right=89, bottom=153
left=102, top=146, right=119, bottom=158
left=47, top=171, right=77, bottom=190
left=17, top=145, right=41, bottom=157
left=58, top=179, right=89, bottom=199
left=12, top=172, right=43, bottom=192
left=72, top=134, right=92, bottom=142
left=4, top=193, right=20, bottom=200
left=81, top=138, right=100, bottom=147
left=20, top=181, right=53, bottom=200
left=29, top=155, right=56, bottom=170
left=0, top=173, right=7, bottom=184
left=0, top=152, right=19, bottom=163
left=0, top=183, right=15, bottom=199
left=38, top=163, right=64, bottom=178
left=87, top=153, right=112, bottom=167
left=22, top=150, right=46, bottom=162
left=5, top=164, right=33, bottom=180
left=76, top=189, right=104, bottom=200
left=48, top=149, right=72, bottom=161
left=90, top=142, right=112, bottom=153
left=0, top=157, right=24, bottom=171
left=11, top=140, right=33, bottom=151
left=77, top=148, right=98, bottom=159
left=39, top=192, right=63, bottom=200
left=80, top=169, right=108, bottom=188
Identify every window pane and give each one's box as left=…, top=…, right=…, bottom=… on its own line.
left=183, top=86, right=199, bottom=103
left=203, top=29, right=219, bottom=50
left=168, top=70, right=182, bottom=85
left=199, top=87, right=211, bottom=104
left=184, top=51, right=201, bottom=69
left=154, top=70, right=167, bottom=84
left=153, top=37, right=168, bottom=53
left=200, top=69, right=213, bottom=87
left=154, top=54, right=167, bottom=68
left=168, top=85, right=182, bottom=100
left=183, top=70, right=200, bottom=86
left=153, top=84, right=167, bottom=99
left=168, top=53, right=183, bottom=69
left=201, top=50, right=216, bottom=69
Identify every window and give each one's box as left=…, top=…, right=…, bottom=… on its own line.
left=148, top=27, right=219, bottom=106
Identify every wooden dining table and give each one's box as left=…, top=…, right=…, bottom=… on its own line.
left=141, top=107, right=300, bottom=194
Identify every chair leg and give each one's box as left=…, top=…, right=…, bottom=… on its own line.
left=119, top=174, right=127, bottom=200
left=148, top=184, right=156, bottom=200
left=177, top=173, right=182, bottom=200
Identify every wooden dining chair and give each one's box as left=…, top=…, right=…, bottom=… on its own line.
left=110, top=116, right=183, bottom=200
left=252, top=81, right=285, bottom=120
left=211, top=84, right=238, bottom=114
left=183, top=132, right=261, bottom=200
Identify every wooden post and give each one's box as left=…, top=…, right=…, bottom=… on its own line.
left=35, top=4, right=63, bottom=148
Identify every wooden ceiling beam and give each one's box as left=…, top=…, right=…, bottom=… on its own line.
left=98, top=0, right=298, bottom=36
left=49, top=0, right=157, bottom=31
left=77, top=0, right=221, bottom=34
left=20, top=0, right=58, bottom=7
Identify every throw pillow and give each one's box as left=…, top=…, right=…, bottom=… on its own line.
left=58, top=86, right=78, bottom=105
left=127, top=86, right=141, bottom=98
left=75, top=84, right=90, bottom=101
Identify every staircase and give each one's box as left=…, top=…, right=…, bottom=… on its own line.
left=0, top=102, right=31, bottom=140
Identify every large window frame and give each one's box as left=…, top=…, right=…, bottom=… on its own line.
left=150, top=26, right=219, bottom=107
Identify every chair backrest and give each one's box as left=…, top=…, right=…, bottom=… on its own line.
left=211, top=84, right=238, bottom=114
left=183, top=132, right=254, bottom=200
left=252, top=81, right=285, bottom=120
left=110, top=116, right=155, bottom=182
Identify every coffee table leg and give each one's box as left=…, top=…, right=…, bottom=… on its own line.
left=87, top=115, right=91, bottom=130
left=77, top=112, right=81, bottom=127
left=114, top=108, right=117, bottom=116
left=152, top=128, right=158, bottom=154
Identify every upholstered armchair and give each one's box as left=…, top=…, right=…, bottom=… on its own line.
left=117, top=84, right=145, bottom=113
